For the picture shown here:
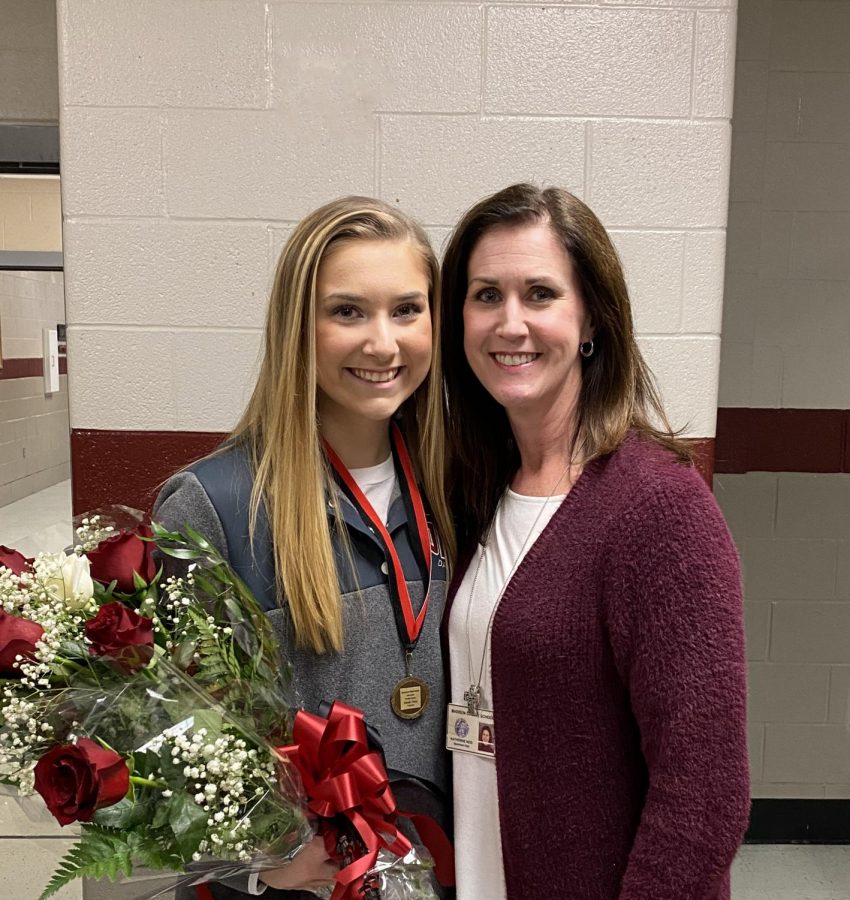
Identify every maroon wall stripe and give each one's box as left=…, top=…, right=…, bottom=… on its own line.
left=70, top=428, right=716, bottom=516
left=0, top=356, right=68, bottom=379
left=67, top=410, right=850, bottom=515
left=715, top=408, right=849, bottom=474
left=71, top=429, right=225, bottom=516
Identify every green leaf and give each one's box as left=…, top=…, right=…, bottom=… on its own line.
left=150, top=521, right=177, bottom=541
left=157, top=545, right=206, bottom=560
left=38, top=828, right=134, bottom=900
left=129, top=830, right=185, bottom=871
left=182, top=524, right=216, bottom=555
left=146, top=567, right=162, bottom=601
left=168, top=793, right=207, bottom=859
left=132, top=570, right=148, bottom=592
left=152, top=798, right=172, bottom=830
left=156, top=743, right=185, bottom=784
left=57, top=639, right=89, bottom=660
left=224, top=597, right=246, bottom=625
left=232, top=622, right=258, bottom=658
left=171, top=640, right=197, bottom=669
left=92, top=797, right=134, bottom=829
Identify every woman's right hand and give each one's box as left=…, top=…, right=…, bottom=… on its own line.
left=257, top=835, right=339, bottom=891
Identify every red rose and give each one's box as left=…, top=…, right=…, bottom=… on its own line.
left=0, top=610, right=44, bottom=677
left=87, top=525, right=156, bottom=593
left=85, top=602, right=154, bottom=673
left=0, top=545, right=32, bottom=577
left=33, top=737, right=129, bottom=825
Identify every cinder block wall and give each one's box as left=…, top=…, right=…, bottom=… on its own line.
left=716, top=0, right=850, bottom=799
left=15, top=2, right=739, bottom=898
left=0, top=270, right=70, bottom=507
left=0, top=176, right=68, bottom=507
left=56, top=0, right=738, bottom=517
left=0, top=1, right=78, bottom=896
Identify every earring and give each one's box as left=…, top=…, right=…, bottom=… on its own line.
left=579, top=340, right=595, bottom=358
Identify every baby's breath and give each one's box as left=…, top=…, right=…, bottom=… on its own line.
left=168, top=728, right=275, bottom=861
left=73, top=515, right=115, bottom=553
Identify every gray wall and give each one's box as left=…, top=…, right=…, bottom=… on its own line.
left=0, top=0, right=58, bottom=123
left=716, top=0, right=850, bottom=799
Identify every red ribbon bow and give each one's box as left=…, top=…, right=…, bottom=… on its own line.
left=279, top=702, right=413, bottom=900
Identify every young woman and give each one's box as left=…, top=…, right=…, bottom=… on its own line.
left=155, top=197, right=455, bottom=898
left=440, top=184, right=749, bottom=899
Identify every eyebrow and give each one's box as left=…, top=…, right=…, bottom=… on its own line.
left=468, top=276, right=556, bottom=286
left=321, top=291, right=427, bottom=303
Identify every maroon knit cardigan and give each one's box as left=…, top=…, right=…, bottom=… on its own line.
left=443, top=434, right=750, bottom=899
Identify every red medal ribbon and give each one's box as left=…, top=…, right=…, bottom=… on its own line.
left=278, top=702, right=455, bottom=898
left=323, top=423, right=432, bottom=645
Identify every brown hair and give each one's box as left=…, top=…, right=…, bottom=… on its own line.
left=441, top=183, right=690, bottom=556
left=230, top=196, right=455, bottom=653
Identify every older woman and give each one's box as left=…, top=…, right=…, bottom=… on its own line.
left=440, top=183, right=749, bottom=899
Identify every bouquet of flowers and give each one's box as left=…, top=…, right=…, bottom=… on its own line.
left=0, top=508, right=448, bottom=899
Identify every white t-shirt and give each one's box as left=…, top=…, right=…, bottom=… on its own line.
left=349, top=454, right=396, bottom=523
left=449, top=488, right=565, bottom=900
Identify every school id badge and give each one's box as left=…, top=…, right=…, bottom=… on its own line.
left=446, top=703, right=496, bottom=759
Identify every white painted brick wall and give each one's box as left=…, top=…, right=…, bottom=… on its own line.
left=57, top=0, right=739, bottom=439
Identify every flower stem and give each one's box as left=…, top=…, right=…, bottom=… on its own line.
left=53, top=657, right=86, bottom=673
left=129, top=775, right=167, bottom=790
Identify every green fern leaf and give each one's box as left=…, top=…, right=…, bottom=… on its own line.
left=38, top=828, right=133, bottom=900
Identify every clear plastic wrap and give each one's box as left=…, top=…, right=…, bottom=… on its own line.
left=1, top=510, right=449, bottom=899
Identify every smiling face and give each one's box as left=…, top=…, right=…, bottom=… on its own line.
left=315, top=239, right=432, bottom=435
left=462, top=221, right=593, bottom=424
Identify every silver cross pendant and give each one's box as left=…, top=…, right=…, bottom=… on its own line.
left=464, top=684, right=481, bottom=716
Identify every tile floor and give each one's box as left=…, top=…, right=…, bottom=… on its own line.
left=733, top=845, right=850, bottom=899
left=0, top=479, right=73, bottom=557
left=2, top=483, right=850, bottom=898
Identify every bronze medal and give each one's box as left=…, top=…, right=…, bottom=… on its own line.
left=391, top=676, right=430, bottom=720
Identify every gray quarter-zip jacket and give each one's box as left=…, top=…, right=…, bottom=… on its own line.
left=153, top=444, right=450, bottom=900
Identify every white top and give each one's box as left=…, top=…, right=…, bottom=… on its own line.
left=350, top=454, right=396, bottom=523
left=449, top=489, right=565, bottom=900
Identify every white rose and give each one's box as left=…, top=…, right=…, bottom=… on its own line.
left=45, top=552, right=94, bottom=609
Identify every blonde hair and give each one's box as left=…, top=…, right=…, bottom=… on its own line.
left=229, top=196, right=454, bottom=653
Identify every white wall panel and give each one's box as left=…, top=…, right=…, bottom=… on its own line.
left=682, top=231, right=727, bottom=333
left=60, top=108, right=164, bottom=217
left=57, top=0, right=736, bottom=435
left=164, top=109, right=374, bottom=220
left=590, top=121, right=731, bottom=228
left=486, top=7, right=693, bottom=118
left=66, top=329, right=177, bottom=430
left=380, top=115, right=586, bottom=225
left=638, top=335, right=720, bottom=437
left=62, top=220, right=270, bottom=328
left=693, top=12, right=737, bottom=119
left=171, top=330, right=262, bottom=432
left=609, top=231, right=684, bottom=334
left=60, top=0, right=268, bottom=108
left=272, top=3, right=481, bottom=113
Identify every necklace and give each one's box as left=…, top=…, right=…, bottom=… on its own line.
left=461, top=461, right=573, bottom=716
